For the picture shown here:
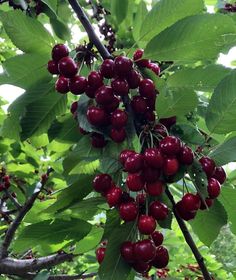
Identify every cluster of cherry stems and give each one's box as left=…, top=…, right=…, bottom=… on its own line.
left=47, top=45, right=226, bottom=276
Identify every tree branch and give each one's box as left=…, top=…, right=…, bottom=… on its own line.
left=18, top=272, right=96, bottom=280
left=3, top=189, right=22, bottom=211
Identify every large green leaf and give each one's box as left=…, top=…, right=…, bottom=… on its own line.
left=156, top=88, right=198, bottom=118
left=1, top=10, right=54, bottom=54
left=167, top=65, right=231, bottom=92
left=111, top=0, right=129, bottom=24
left=99, top=222, right=135, bottom=280
left=190, top=200, right=227, bottom=246
left=145, top=14, right=236, bottom=62
left=132, top=1, right=148, bottom=43
left=140, top=0, right=204, bottom=44
left=206, top=71, right=236, bottom=134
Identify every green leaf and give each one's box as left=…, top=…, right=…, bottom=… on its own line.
left=171, top=124, right=205, bottom=145
left=50, top=18, right=71, bottom=40
left=132, top=1, right=148, bottom=43
left=103, top=209, right=120, bottom=239
left=156, top=88, right=198, bottom=118
left=42, top=0, right=57, bottom=15
left=206, top=70, right=236, bottom=134
left=145, top=14, right=236, bottom=62
left=99, top=157, right=122, bottom=174
left=99, top=222, right=135, bottom=280
left=190, top=200, right=227, bottom=246
left=140, top=0, right=204, bottom=44
left=33, top=271, right=50, bottom=280
left=111, top=0, right=128, bottom=24
left=1, top=10, right=54, bottom=54
left=167, top=65, right=231, bottom=92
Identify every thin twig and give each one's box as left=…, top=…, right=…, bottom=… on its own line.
left=3, top=189, right=22, bottom=211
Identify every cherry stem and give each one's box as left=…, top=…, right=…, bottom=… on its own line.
left=68, top=1, right=212, bottom=279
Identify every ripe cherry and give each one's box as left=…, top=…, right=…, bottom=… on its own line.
left=160, top=136, right=181, bottom=156
left=126, top=173, right=144, bottom=191
left=124, top=153, right=143, bottom=173
left=47, top=60, right=59, bottom=74
left=95, top=85, right=114, bottom=105
left=69, top=75, right=87, bottom=95
left=126, top=70, right=141, bottom=89
left=132, top=262, right=151, bottom=274
left=55, top=76, right=69, bottom=93
left=119, top=202, right=138, bottom=221
left=110, top=128, right=126, bottom=143
left=114, top=56, right=133, bottom=76
left=138, top=215, right=156, bottom=235
left=70, top=101, right=78, bottom=114
left=163, top=157, right=179, bottom=176
left=146, top=180, right=164, bottom=196
left=102, top=95, right=120, bottom=113
left=106, top=187, right=122, bottom=207
left=52, top=44, right=69, bottom=62
left=199, top=197, right=214, bottom=210
left=151, top=231, right=164, bottom=247
left=144, top=111, right=156, bottom=122
left=199, top=156, right=215, bottom=177
left=151, top=246, right=169, bottom=268
left=133, top=49, right=149, bottom=67
left=159, top=116, right=176, bottom=129
left=131, top=96, right=148, bottom=114
left=120, top=241, right=135, bottom=263
left=179, top=146, right=194, bottom=165
left=119, top=150, right=136, bottom=166
left=176, top=201, right=196, bottom=221
left=93, top=174, right=112, bottom=193
left=120, top=192, right=135, bottom=204
left=207, top=178, right=221, bottom=199
left=91, top=133, right=107, bottom=148
left=146, top=93, right=156, bottom=110
left=88, top=71, right=103, bottom=89
left=100, top=59, right=114, bottom=78
left=96, top=247, right=106, bottom=264
left=181, top=193, right=201, bottom=212
left=111, top=109, right=128, bottom=128
left=85, top=85, right=96, bottom=98
left=111, top=78, right=129, bottom=96
left=58, top=57, right=78, bottom=78
left=87, top=106, right=108, bottom=126
left=136, top=193, right=146, bottom=205
left=147, top=62, right=160, bottom=76
left=154, top=124, right=168, bottom=138
left=149, top=201, right=168, bottom=220
left=139, top=79, right=155, bottom=99
left=144, top=148, right=164, bottom=169
left=213, top=167, right=226, bottom=184
left=133, top=239, right=156, bottom=262
left=142, top=166, right=160, bottom=183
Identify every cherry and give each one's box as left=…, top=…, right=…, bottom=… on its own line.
left=151, top=246, right=169, bottom=269
left=146, top=93, right=156, bottom=110
left=120, top=241, right=135, bottom=263
left=87, top=106, right=108, bottom=126
left=55, top=76, right=69, bottom=93
left=110, top=128, right=126, bottom=143
left=159, top=116, right=176, bottom=129
left=163, top=157, right=179, bottom=176
left=142, top=166, right=160, bottom=183
left=199, top=156, right=215, bottom=177
left=111, top=78, right=129, bottom=96
left=136, top=193, right=146, bottom=205
left=146, top=180, right=164, bottom=196
left=0, top=184, right=4, bottom=192
left=181, top=193, right=201, bottom=212
left=95, top=85, right=114, bottom=105
left=111, top=109, right=128, bottom=128
left=144, top=148, right=164, bottom=169
left=179, top=146, right=194, bottom=165
left=131, top=96, right=148, bottom=114
left=93, top=174, right=112, bottom=193
left=147, top=62, right=160, bottom=76
left=100, top=59, right=115, bottom=78
left=144, top=111, right=156, bottom=122
left=133, top=239, right=156, bottom=262
left=124, top=153, right=143, bottom=173
left=47, top=60, right=59, bottom=74
left=132, top=262, right=151, bottom=274
left=119, top=150, right=136, bottom=166
left=213, top=167, right=226, bottom=184
left=149, top=201, right=168, bottom=220
left=151, top=231, right=164, bottom=247
left=96, top=247, right=106, bottom=264
left=160, top=136, right=181, bottom=156
left=69, top=75, right=87, bottom=95
left=133, top=49, right=149, bottom=67
left=88, top=71, right=103, bottom=89
left=58, top=57, right=78, bottom=78
left=138, top=215, right=156, bottom=235
left=52, top=44, right=69, bottom=62
left=199, top=197, right=214, bottom=210
left=120, top=192, right=135, bottom=204
left=106, top=187, right=123, bottom=207
left=114, top=56, right=133, bottom=76
left=91, top=133, right=107, bottom=148
left=139, top=79, right=155, bottom=99
left=102, top=95, right=120, bottom=113
left=176, top=201, right=196, bottom=221
left=85, top=85, right=96, bottom=98
left=126, top=173, right=144, bottom=191
left=154, top=124, right=168, bottom=138
left=207, top=178, right=221, bottom=199
left=70, top=101, right=78, bottom=114
left=126, top=70, right=141, bottom=89
left=119, top=202, right=138, bottom=221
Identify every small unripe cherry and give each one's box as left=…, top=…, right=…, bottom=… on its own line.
left=138, top=214, right=156, bottom=235
left=69, top=75, right=87, bottom=95
left=52, top=44, right=69, bottom=62
left=47, top=60, right=59, bottom=74
left=58, top=57, right=78, bottom=78
left=55, top=76, right=69, bottom=93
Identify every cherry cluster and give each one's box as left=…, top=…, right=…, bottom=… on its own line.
left=0, top=172, right=10, bottom=192
left=224, top=3, right=236, bottom=12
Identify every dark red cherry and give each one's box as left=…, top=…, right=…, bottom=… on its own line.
left=133, top=239, right=156, bottom=262
left=111, top=78, right=129, bottom=96
left=106, top=187, right=122, bottom=207
left=131, top=96, right=148, bottom=114
left=139, top=79, right=155, bottom=99
left=111, top=109, right=128, bottom=128
left=91, top=133, right=107, bottom=148
left=179, top=146, right=194, bottom=165
left=133, top=49, right=149, bottom=67
left=176, top=201, right=196, bottom=221
left=69, top=75, right=87, bottom=95
left=199, top=156, right=215, bottom=177
left=136, top=193, right=146, bottom=205
left=47, top=60, right=59, bottom=74
left=147, top=62, right=160, bottom=76
left=144, top=148, right=164, bottom=169
left=163, top=157, right=179, bottom=176
left=126, top=173, right=144, bottom=192
left=207, top=178, right=221, bottom=199
left=159, top=116, right=176, bottom=129
left=151, top=231, right=164, bottom=247
left=132, top=262, right=151, bottom=274
left=199, top=197, right=214, bottom=210
left=126, top=70, right=141, bottom=89
left=151, top=246, right=169, bottom=269
left=58, top=57, right=78, bottom=78
left=146, top=92, right=156, bottom=110
left=110, top=128, right=126, bottom=143
left=55, top=76, right=69, bottom=93
left=119, top=202, right=138, bottom=222
left=102, top=95, right=120, bottom=113
left=160, top=136, right=181, bottom=155
left=70, top=101, right=78, bottom=114
left=100, top=59, right=114, bottom=78
left=96, top=247, right=106, bottom=264
left=124, top=153, right=143, bottom=173
left=146, top=180, right=164, bottom=196
left=154, top=124, right=167, bottom=138
left=119, top=192, right=135, bottom=204
left=52, top=44, right=69, bottom=62
left=144, top=111, right=156, bottom=122
left=120, top=241, right=135, bottom=263
left=213, top=167, right=226, bottom=184
left=149, top=201, right=168, bottom=220
left=142, top=166, right=160, bottom=183
left=88, top=71, right=103, bottom=89
left=119, top=149, right=136, bottom=166
left=85, top=85, right=96, bottom=98
left=87, top=106, right=108, bottom=126
left=114, top=56, right=133, bottom=76
left=181, top=193, right=201, bottom=212
left=95, top=86, right=114, bottom=105
left=138, top=215, right=156, bottom=235
left=93, top=174, right=112, bottom=193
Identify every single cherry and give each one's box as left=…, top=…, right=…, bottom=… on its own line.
left=124, top=153, right=143, bottom=173
left=181, top=193, right=201, bottom=212
left=88, top=71, right=103, bottom=89
left=132, top=262, right=151, bottom=274
left=163, top=157, right=179, bottom=176
left=102, top=95, right=120, bottom=113
left=199, top=156, right=215, bottom=177
left=176, top=201, right=196, bottom=221
left=95, top=85, right=114, bottom=105
left=146, top=180, right=164, bottom=196
left=120, top=241, right=135, bottom=263
left=47, top=60, right=59, bottom=74
left=151, top=246, right=169, bottom=268
left=114, top=56, right=133, bottom=76
left=69, top=75, right=87, bottom=95
left=179, top=146, right=194, bottom=165
left=70, top=101, right=78, bottom=114
left=58, top=57, right=78, bottom=78
left=119, top=202, right=138, bottom=222
left=87, top=106, right=108, bottom=126
left=144, top=148, right=164, bottom=169
left=131, top=96, right=148, bottom=114
left=119, top=150, right=136, bottom=166
left=199, top=197, right=214, bottom=210
left=207, top=178, right=221, bottom=199
left=126, top=70, right=141, bottom=89
left=111, top=109, right=128, bottom=128
left=133, top=239, right=156, bottom=262
left=147, top=62, right=160, bottom=76
left=85, top=85, right=96, bottom=98
left=55, top=76, right=69, bottom=93
left=100, top=59, right=114, bottom=78
left=149, top=201, right=168, bottom=220
left=133, top=49, right=149, bottom=67
left=52, top=44, right=69, bottom=62
left=139, top=78, right=155, bottom=99
left=213, top=167, right=226, bottom=184
left=111, top=78, right=129, bottom=96
left=106, top=187, right=123, bottom=207
left=93, top=174, right=112, bottom=193
left=151, top=231, right=164, bottom=247
left=96, top=247, right=106, bottom=264
left=138, top=215, right=156, bottom=235
left=126, top=173, right=144, bottom=192
left=160, top=136, right=181, bottom=156
left=110, top=128, right=126, bottom=143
